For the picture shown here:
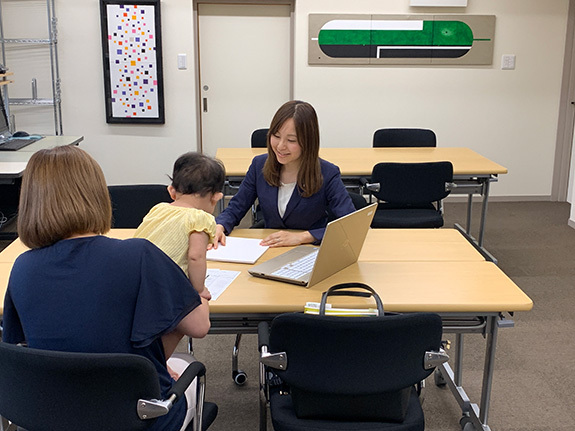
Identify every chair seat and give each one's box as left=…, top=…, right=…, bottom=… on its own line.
left=269, top=387, right=424, bottom=431
left=371, top=204, right=444, bottom=228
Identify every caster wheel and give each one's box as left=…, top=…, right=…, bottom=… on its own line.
left=459, top=416, right=474, bottom=431
left=434, top=369, right=446, bottom=387
left=233, top=369, right=247, bottom=386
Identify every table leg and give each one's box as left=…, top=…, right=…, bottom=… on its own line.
left=479, top=315, right=499, bottom=425
left=466, top=194, right=473, bottom=234
left=455, top=333, right=464, bottom=386
left=478, top=180, right=491, bottom=248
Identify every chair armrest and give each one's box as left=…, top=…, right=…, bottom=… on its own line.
left=258, top=321, right=287, bottom=371
left=169, top=361, right=206, bottom=400
left=364, top=182, right=381, bottom=192
left=138, top=361, right=206, bottom=421
left=424, top=349, right=449, bottom=370
left=258, top=321, right=270, bottom=352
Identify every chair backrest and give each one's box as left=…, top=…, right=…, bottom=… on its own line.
left=373, top=128, right=437, bottom=147
left=326, top=191, right=368, bottom=222
left=269, top=312, right=443, bottom=422
left=108, top=184, right=171, bottom=228
left=348, top=191, right=368, bottom=210
left=371, top=161, right=453, bottom=204
left=0, top=343, right=161, bottom=431
left=251, top=128, right=269, bottom=148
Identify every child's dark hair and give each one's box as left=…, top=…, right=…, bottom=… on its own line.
left=170, top=152, right=225, bottom=197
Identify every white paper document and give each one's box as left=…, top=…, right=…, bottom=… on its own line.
left=206, top=236, right=268, bottom=264
left=205, top=269, right=240, bottom=301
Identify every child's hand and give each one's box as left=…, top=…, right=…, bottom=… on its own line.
left=209, top=224, right=227, bottom=249
left=199, top=287, right=212, bottom=301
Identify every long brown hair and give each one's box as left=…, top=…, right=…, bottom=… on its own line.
left=263, top=100, right=322, bottom=197
left=18, top=146, right=112, bottom=249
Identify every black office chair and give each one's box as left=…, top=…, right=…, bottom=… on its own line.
left=252, top=128, right=269, bottom=148
left=108, top=184, right=171, bottom=228
left=326, top=191, right=368, bottom=222
left=373, top=128, right=437, bottom=147
left=0, top=343, right=218, bottom=431
left=258, top=285, right=448, bottom=431
left=364, top=162, right=453, bottom=228
left=347, top=191, right=369, bottom=210
left=248, top=128, right=269, bottom=223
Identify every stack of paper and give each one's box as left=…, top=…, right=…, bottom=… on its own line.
left=205, top=269, right=240, bottom=301
left=207, top=236, right=268, bottom=264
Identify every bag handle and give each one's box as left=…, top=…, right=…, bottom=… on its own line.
left=319, top=282, right=384, bottom=316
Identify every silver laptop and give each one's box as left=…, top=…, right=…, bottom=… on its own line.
left=248, top=203, right=377, bottom=287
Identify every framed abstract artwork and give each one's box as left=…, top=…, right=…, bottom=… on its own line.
left=100, top=0, right=165, bottom=124
left=309, top=14, right=495, bottom=66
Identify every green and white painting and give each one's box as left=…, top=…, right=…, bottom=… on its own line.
left=309, top=14, right=495, bottom=65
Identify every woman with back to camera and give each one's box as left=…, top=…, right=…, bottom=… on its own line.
left=213, top=100, right=355, bottom=248
left=2, top=146, right=210, bottom=431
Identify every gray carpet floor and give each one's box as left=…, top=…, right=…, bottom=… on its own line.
left=1, top=201, right=573, bottom=430
left=188, top=201, right=575, bottom=430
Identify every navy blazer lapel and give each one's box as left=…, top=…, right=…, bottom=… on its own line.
left=265, top=182, right=287, bottom=228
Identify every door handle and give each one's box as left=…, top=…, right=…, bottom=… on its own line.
left=203, top=97, right=208, bottom=113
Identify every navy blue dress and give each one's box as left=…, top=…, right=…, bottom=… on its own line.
left=2, top=236, right=201, bottom=431
left=216, top=154, right=355, bottom=243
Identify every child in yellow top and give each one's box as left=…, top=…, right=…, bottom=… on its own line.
left=135, top=152, right=225, bottom=300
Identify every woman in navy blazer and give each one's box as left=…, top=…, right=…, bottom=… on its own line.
left=214, top=100, right=355, bottom=247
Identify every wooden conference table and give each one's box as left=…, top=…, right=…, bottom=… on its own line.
left=0, top=227, right=531, bottom=431
left=216, top=147, right=508, bottom=251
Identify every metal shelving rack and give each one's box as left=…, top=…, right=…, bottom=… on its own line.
left=0, top=0, right=62, bottom=135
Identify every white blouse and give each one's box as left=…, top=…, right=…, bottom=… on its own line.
left=278, top=182, right=296, bottom=217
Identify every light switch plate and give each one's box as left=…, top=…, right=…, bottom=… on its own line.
left=501, top=54, right=516, bottom=70
left=177, top=53, right=187, bottom=70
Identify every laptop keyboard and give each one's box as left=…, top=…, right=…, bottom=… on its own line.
left=0, top=137, right=41, bottom=151
left=272, top=249, right=319, bottom=279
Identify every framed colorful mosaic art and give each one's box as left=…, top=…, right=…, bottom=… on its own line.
left=100, top=0, right=165, bottom=124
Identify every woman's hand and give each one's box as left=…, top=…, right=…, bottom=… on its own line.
left=260, top=231, right=315, bottom=248
left=208, top=224, right=227, bottom=249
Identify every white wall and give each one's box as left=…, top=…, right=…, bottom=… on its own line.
left=58, top=0, right=199, bottom=185
left=292, top=0, right=568, bottom=198
left=3, top=0, right=570, bottom=195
